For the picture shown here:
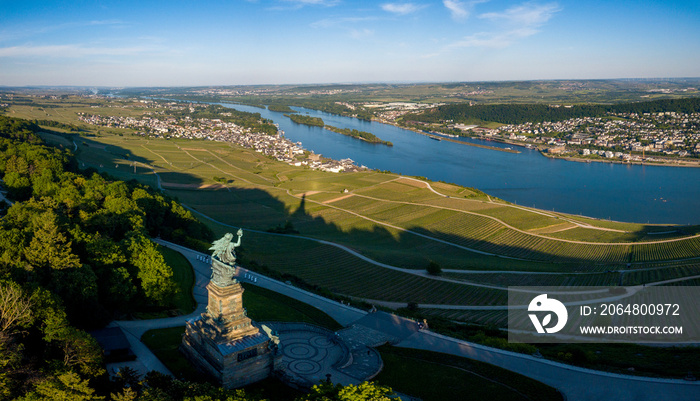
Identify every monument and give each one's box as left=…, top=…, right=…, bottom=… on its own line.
left=181, top=229, right=281, bottom=388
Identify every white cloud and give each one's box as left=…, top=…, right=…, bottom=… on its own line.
left=443, top=0, right=490, bottom=20
left=479, top=2, right=560, bottom=28
left=445, top=2, right=561, bottom=49
left=0, top=44, right=156, bottom=58
left=446, top=32, right=512, bottom=49
left=310, top=16, right=378, bottom=39
left=443, top=0, right=469, bottom=19
left=381, top=3, right=427, bottom=15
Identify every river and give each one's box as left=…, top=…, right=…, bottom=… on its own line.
left=219, top=103, right=700, bottom=225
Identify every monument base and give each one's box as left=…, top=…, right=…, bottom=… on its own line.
left=181, top=318, right=281, bottom=388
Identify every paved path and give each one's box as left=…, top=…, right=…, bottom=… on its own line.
left=113, top=240, right=700, bottom=401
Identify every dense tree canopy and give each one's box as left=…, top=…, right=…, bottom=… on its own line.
left=0, top=116, right=215, bottom=400
left=404, top=97, right=700, bottom=125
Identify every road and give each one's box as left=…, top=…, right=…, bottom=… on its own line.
left=112, top=239, right=700, bottom=401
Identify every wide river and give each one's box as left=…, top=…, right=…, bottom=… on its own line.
left=220, top=103, right=700, bottom=225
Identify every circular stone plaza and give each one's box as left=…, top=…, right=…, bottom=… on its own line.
left=264, top=320, right=396, bottom=388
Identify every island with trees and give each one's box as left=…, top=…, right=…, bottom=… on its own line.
left=283, top=112, right=393, bottom=146
left=284, top=113, right=325, bottom=127
left=325, top=125, right=393, bottom=146
left=268, top=104, right=294, bottom=112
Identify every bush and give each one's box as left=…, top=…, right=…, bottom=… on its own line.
left=426, top=261, right=442, bottom=276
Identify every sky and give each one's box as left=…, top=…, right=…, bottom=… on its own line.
left=1, top=0, right=699, bottom=86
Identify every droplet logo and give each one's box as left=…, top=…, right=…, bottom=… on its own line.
left=528, top=294, right=568, bottom=334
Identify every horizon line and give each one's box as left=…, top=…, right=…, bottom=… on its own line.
left=2, top=77, right=700, bottom=90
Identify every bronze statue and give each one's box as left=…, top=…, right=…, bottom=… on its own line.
left=210, top=229, right=243, bottom=265
left=209, top=230, right=243, bottom=287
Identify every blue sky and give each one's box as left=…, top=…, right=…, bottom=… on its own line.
left=1, top=0, right=699, bottom=86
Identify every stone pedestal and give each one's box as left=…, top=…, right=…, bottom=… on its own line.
left=181, top=263, right=281, bottom=388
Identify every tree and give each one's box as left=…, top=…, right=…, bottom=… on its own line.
left=24, top=212, right=81, bottom=272
left=3, top=171, right=32, bottom=200
left=16, top=371, right=104, bottom=401
left=426, top=261, right=442, bottom=276
left=110, top=388, right=137, bottom=401
left=111, top=367, right=141, bottom=394
left=128, top=236, right=177, bottom=305
left=0, top=330, right=25, bottom=400
left=0, top=282, right=34, bottom=334
left=298, top=381, right=394, bottom=401
left=42, top=309, right=105, bottom=377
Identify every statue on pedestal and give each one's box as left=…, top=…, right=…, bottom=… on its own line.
left=183, top=226, right=281, bottom=388
left=209, top=229, right=243, bottom=288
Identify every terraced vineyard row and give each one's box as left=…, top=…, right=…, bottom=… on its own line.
left=354, top=183, right=438, bottom=203
left=321, top=186, right=700, bottom=266
left=631, top=237, right=700, bottom=262
left=421, top=309, right=509, bottom=327
left=624, top=264, right=700, bottom=285
left=473, top=228, right=632, bottom=263
left=442, top=272, right=619, bottom=287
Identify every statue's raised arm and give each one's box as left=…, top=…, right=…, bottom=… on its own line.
left=209, top=229, right=243, bottom=265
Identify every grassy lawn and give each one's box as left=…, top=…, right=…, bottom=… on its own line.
left=161, top=246, right=197, bottom=314
left=374, top=345, right=563, bottom=401
left=141, top=326, right=200, bottom=381
left=241, top=282, right=343, bottom=331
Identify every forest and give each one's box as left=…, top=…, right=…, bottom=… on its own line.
left=403, top=97, right=700, bottom=125
left=0, top=116, right=219, bottom=399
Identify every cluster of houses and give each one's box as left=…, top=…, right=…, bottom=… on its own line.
left=78, top=110, right=362, bottom=174
left=495, top=111, right=700, bottom=159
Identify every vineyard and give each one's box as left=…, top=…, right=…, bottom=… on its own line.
left=442, top=272, right=620, bottom=287
left=34, top=122, right=700, bottom=313
left=623, top=263, right=700, bottom=285
left=421, top=309, right=509, bottom=327
left=236, top=230, right=510, bottom=306
left=631, top=237, right=700, bottom=262
left=321, top=194, right=642, bottom=265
